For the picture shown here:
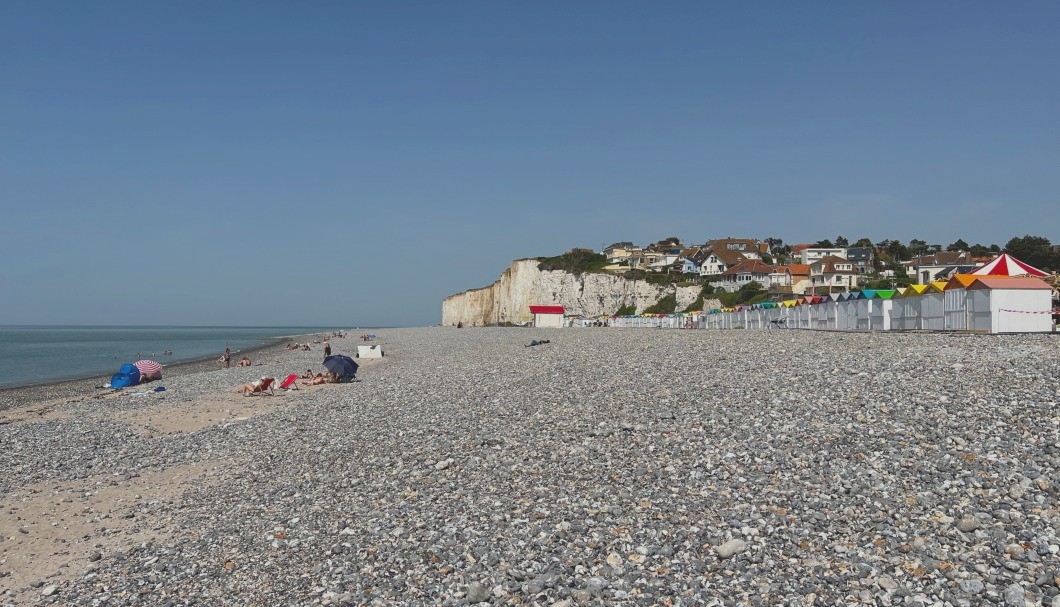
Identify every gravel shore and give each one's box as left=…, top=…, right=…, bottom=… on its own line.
left=2, top=327, right=1059, bottom=606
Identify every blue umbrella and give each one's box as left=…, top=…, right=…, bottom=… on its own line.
left=322, top=355, right=359, bottom=379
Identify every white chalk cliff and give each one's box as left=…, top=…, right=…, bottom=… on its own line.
left=442, top=259, right=720, bottom=326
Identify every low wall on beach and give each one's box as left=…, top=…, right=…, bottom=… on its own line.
left=442, top=259, right=716, bottom=326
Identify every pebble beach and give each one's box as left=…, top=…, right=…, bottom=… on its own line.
left=2, top=327, right=1059, bottom=607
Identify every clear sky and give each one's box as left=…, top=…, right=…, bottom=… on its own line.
left=2, top=2, right=1058, bottom=326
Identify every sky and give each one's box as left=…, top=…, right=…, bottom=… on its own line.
left=2, top=2, right=1058, bottom=326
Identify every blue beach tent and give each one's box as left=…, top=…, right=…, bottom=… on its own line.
left=110, top=363, right=141, bottom=388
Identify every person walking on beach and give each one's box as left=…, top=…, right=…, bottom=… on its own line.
left=323, top=339, right=331, bottom=358
left=222, top=347, right=231, bottom=368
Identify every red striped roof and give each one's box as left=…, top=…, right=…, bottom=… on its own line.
left=529, top=305, right=565, bottom=314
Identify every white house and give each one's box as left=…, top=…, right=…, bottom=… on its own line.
left=718, top=259, right=775, bottom=293
left=647, top=254, right=680, bottom=273
left=699, top=248, right=748, bottom=276
left=808, top=256, right=857, bottom=293
left=800, top=247, right=849, bottom=265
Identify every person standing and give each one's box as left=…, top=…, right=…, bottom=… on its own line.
left=222, top=347, right=231, bottom=368
left=323, top=339, right=331, bottom=358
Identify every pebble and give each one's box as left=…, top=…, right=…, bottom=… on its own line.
left=0, top=328, right=1057, bottom=606
left=715, top=539, right=747, bottom=559
left=465, top=581, right=490, bottom=603
left=1005, top=583, right=1025, bottom=606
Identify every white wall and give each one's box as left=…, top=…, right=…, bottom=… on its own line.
left=534, top=313, right=564, bottom=328
left=991, top=290, right=1053, bottom=333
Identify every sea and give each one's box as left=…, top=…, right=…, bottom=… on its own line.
left=0, top=326, right=353, bottom=389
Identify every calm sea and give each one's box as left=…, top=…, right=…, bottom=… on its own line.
left=0, top=326, right=351, bottom=388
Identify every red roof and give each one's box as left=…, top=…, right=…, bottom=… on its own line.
left=966, top=277, right=1051, bottom=290
left=529, top=305, right=565, bottom=315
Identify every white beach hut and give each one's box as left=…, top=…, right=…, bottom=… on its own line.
left=529, top=305, right=565, bottom=328
left=966, top=277, right=1054, bottom=333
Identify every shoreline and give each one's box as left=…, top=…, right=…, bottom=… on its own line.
left=0, top=333, right=329, bottom=412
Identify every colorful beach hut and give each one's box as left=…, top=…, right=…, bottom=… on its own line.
left=893, top=285, right=926, bottom=330
left=918, top=282, right=947, bottom=330
left=867, top=290, right=897, bottom=331
left=943, top=275, right=979, bottom=330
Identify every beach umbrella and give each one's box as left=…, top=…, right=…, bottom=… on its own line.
left=322, top=354, right=359, bottom=379
left=133, top=360, right=163, bottom=378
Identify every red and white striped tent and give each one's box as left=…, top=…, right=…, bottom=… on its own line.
left=970, top=253, right=1047, bottom=277
left=133, top=359, right=163, bottom=378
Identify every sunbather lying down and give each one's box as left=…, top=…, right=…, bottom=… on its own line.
left=525, top=339, right=552, bottom=347
left=237, top=377, right=274, bottom=396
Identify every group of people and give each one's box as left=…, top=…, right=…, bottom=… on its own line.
left=300, top=368, right=340, bottom=385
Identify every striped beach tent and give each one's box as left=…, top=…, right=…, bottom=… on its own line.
left=970, top=253, right=1047, bottom=277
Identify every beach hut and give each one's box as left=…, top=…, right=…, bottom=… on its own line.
left=868, top=290, right=897, bottom=331
left=943, top=275, right=978, bottom=330
left=893, top=285, right=924, bottom=330
left=529, top=305, right=565, bottom=328
left=966, top=276, right=1054, bottom=333
left=853, top=290, right=874, bottom=330
left=919, top=282, right=947, bottom=331
left=835, top=292, right=860, bottom=330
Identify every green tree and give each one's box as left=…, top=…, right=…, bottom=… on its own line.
left=877, top=239, right=910, bottom=262
left=835, top=236, right=849, bottom=247
left=969, top=243, right=990, bottom=257
left=946, top=239, right=969, bottom=251
left=853, top=238, right=874, bottom=247
left=717, top=281, right=769, bottom=307
left=1004, top=235, right=1054, bottom=269
left=908, top=239, right=929, bottom=256
left=861, top=276, right=895, bottom=290
left=893, top=265, right=912, bottom=288
left=814, top=239, right=834, bottom=248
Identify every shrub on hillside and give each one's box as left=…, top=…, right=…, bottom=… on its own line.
left=537, top=249, right=609, bottom=273
left=643, top=294, right=677, bottom=315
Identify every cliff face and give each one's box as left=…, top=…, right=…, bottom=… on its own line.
left=442, top=259, right=721, bottom=326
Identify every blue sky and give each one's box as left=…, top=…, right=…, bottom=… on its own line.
left=2, top=2, right=1057, bottom=326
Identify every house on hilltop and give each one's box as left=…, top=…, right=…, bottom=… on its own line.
left=603, top=242, right=640, bottom=263
left=809, top=256, right=857, bottom=293
left=699, top=248, right=748, bottom=276
left=718, top=259, right=775, bottom=293
left=769, top=264, right=811, bottom=295
left=845, top=247, right=875, bottom=274
left=707, top=238, right=766, bottom=258
left=800, top=247, right=849, bottom=265
left=907, top=251, right=973, bottom=285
